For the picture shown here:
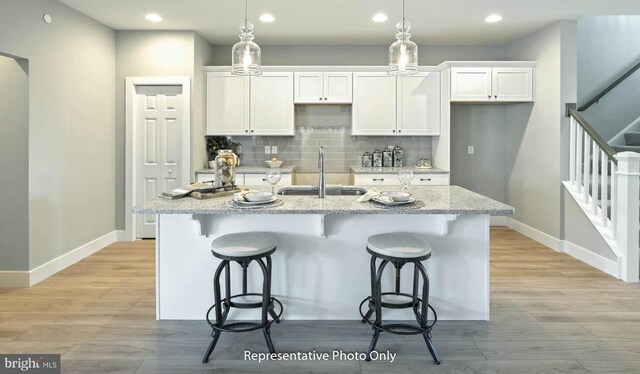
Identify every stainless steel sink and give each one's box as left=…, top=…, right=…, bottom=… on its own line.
left=276, top=186, right=368, bottom=196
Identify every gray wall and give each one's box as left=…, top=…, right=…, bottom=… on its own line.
left=450, top=105, right=508, bottom=203
left=0, top=0, right=116, bottom=270
left=115, top=31, right=196, bottom=230
left=577, top=16, right=640, bottom=141
left=0, top=55, right=29, bottom=271
left=194, top=33, right=217, bottom=172
left=506, top=22, right=565, bottom=239
left=207, top=45, right=506, bottom=66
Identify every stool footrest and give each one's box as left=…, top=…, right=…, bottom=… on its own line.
left=359, top=296, right=437, bottom=335
left=206, top=296, right=283, bottom=332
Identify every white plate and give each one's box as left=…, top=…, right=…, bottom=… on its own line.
left=381, top=191, right=412, bottom=202
left=372, top=196, right=415, bottom=206
left=244, top=192, right=274, bottom=202
left=233, top=196, right=278, bottom=205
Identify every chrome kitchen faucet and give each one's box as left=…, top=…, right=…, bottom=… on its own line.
left=318, top=146, right=325, bottom=198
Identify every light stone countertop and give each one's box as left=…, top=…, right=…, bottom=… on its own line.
left=196, top=165, right=296, bottom=175
left=133, top=185, right=514, bottom=216
left=351, top=166, right=449, bottom=174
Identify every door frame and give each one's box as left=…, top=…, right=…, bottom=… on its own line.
left=125, top=77, right=191, bottom=240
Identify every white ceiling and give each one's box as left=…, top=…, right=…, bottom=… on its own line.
left=58, top=0, right=640, bottom=46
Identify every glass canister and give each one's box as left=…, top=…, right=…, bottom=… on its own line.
left=214, top=149, right=239, bottom=187
left=362, top=152, right=373, bottom=167
left=383, top=146, right=394, bottom=167
left=372, top=150, right=383, bottom=167
left=393, top=146, right=404, bottom=167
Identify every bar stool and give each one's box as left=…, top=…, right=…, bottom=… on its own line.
left=359, top=232, right=440, bottom=364
left=202, top=232, right=283, bottom=363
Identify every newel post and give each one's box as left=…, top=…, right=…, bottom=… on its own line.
left=615, top=152, right=640, bottom=282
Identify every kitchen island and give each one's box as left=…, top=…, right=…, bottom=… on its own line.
left=134, top=186, right=513, bottom=321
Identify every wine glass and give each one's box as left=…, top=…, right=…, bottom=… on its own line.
left=398, top=171, right=414, bottom=191
left=265, top=170, right=282, bottom=194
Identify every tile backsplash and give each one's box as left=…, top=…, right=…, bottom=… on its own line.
left=227, top=105, right=433, bottom=173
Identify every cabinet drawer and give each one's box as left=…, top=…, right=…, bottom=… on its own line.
left=196, top=173, right=215, bottom=183
left=354, top=174, right=399, bottom=186
left=412, top=174, right=449, bottom=185
left=354, top=173, right=449, bottom=186
left=243, top=174, right=292, bottom=186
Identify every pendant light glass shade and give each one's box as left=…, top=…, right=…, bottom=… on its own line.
left=231, top=0, right=262, bottom=76
left=231, top=21, right=262, bottom=75
left=388, top=0, right=418, bottom=76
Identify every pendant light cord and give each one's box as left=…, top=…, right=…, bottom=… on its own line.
left=245, top=0, right=248, bottom=24
left=402, top=0, right=406, bottom=29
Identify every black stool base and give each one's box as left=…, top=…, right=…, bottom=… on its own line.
left=360, top=248, right=440, bottom=365
left=202, top=249, right=283, bottom=363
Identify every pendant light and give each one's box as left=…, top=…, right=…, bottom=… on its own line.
left=388, top=0, right=418, bottom=76
left=231, top=0, right=262, bottom=75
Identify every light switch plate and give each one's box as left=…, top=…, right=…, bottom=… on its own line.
left=272, top=146, right=278, bottom=154
left=468, top=146, right=474, bottom=155
left=264, top=146, right=271, bottom=154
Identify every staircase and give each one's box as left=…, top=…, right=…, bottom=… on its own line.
left=564, top=106, right=640, bottom=283
left=613, top=132, right=640, bottom=153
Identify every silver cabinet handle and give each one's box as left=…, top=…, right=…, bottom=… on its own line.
left=372, top=178, right=384, bottom=182
left=420, top=178, right=432, bottom=181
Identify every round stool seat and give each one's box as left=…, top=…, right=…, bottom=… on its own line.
left=367, top=233, right=431, bottom=259
left=212, top=232, right=277, bottom=257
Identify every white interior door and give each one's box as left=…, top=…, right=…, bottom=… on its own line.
left=135, top=85, right=184, bottom=238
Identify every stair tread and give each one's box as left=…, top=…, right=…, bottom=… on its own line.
left=613, top=145, right=640, bottom=152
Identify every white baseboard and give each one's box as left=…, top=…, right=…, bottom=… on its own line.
left=562, top=240, right=619, bottom=278
left=0, top=231, right=118, bottom=288
left=506, top=218, right=563, bottom=252
left=490, top=216, right=507, bottom=226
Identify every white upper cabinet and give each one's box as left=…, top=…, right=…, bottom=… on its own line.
left=206, top=73, right=250, bottom=135
left=352, top=72, right=397, bottom=136
left=323, top=72, right=352, bottom=103
left=450, top=68, right=493, bottom=102
left=450, top=66, right=534, bottom=103
left=295, top=72, right=352, bottom=104
left=250, top=72, right=295, bottom=135
left=294, top=72, right=323, bottom=103
left=397, top=72, right=441, bottom=135
left=492, top=68, right=534, bottom=102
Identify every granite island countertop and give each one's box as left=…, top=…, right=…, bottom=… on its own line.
left=133, top=185, right=514, bottom=216
left=196, top=165, right=295, bottom=175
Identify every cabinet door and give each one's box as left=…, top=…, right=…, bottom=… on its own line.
left=250, top=73, right=295, bottom=135
left=352, top=73, right=397, bottom=136
left=450, top=68, right=492, bottom=102
left=294, top=72, right=323, bottom=103
left=206, top=73, right=250, bottom=135
left=492, top=68, right=533, bottom=102
left=324, top=72, right=352, bottom=103
left=397, top=72, right=441, bottom=135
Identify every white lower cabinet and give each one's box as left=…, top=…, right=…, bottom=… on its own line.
left=354, top=173, right=449, bottom=186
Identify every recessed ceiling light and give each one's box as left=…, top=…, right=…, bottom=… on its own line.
left=145, top=13, right=163, bottom=22
left=259, top=13, right=275, bottom=23
left=372, top=13, right=388, bottom=23
left=485, top=14, right=503, bottom=23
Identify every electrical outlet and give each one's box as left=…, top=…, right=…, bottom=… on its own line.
left=271, top=146, right=278, bottom=154
left=264, top=146, right=271, bottom=154
left=468, top=146, right=475, bottom=155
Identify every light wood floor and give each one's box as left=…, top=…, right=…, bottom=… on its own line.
left=1, top=228, right=640, bottom=373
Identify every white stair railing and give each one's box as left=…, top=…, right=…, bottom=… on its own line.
left=566, top=106, right=640, bottom=282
